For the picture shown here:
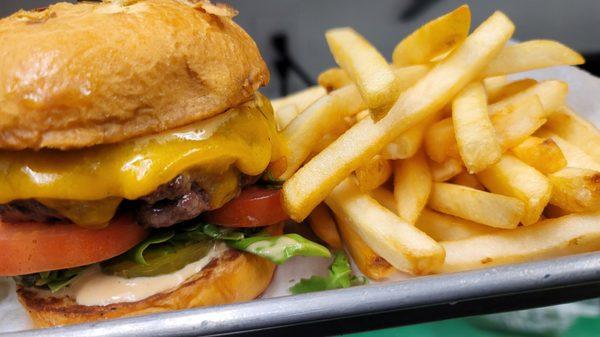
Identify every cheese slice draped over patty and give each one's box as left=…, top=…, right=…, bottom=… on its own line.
left=0, top=94, right=284, bottom=225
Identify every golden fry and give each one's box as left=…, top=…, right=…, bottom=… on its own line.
left=326, top=27, right=398, bottom=118
left=450, top=171, right=485, bottom=190
left=415, top=208, right=495, bottom=241
left=511, top=136, right=567, bottom=174
left=318, top=68, right=352, bottom=92
left=489, top=80, right=568, bottom=116
left=545, top=106, right=600, bottom=162
left=486, top=78, right=538, bottom=104
left=283, top=12, right=515, bottom=221
left=452, top=82, right=501, bottom=173
left=430, top=158, right=463, bottom=183
left=492, top=96, right=546, bottom=150
left=381, top=119, right=428, bottom=160
left=370, top=187, right=398, bottom=214
left=483, top=40, right=585, bottom=77
left=424, top=118, right=460, bottom=163
left=428, top=182, right=525, bottom=229
left=307, top=204, right=343, bottom=249
left=537, top=130, right=600, bottom=171
left=548, top=168, right=600, bottom=213
left=393, top=5, right=471, bottom=66
left=477, top=154, right=552, bottom=225
left=437, top=212, right=600, bottom=273
left=326, top=178, right=445, bottom=275
left=393, top=151, right=432, bottom=223
left=335, top=213, right=396, bottom=280
left=276, top=85, right=365, bottom=179
left=355, top=155, right=393, bottom=192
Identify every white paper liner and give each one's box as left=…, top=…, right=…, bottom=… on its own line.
left=1, top=64, right=599, bottom=333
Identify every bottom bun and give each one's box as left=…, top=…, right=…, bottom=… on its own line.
left=17, top=249, right=276, bottom=328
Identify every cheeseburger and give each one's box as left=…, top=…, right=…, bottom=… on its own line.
left=0, top=0, right=329, bottom=327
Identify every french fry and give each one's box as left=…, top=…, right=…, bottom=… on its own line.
left=492, top=96, right=546, bottom=150
left=430, top=158, right=464, bottom=182
left=355, top=110, right=371, bottom=121
left=370, top=187, right=397, bottom=214
left=424, top=118, right=460, bottom=163
left=326, top=28, right=398, bottom=118
left=271, top=86, right=327, bottom=131
left=274, top=104, right=299, bottom=131
left=322, top=64, right=432, bottom=98
left=326, top=65, right=433, bottom=158
left=452, top=82, right=502, bottom=173
left=392, top=5, right=471, bottom=66
left=334, top=213, right=395, bottom=280
left=271, top=86, right=326, bottom=116
left=477, top=154, right=552, bottom=225
left=537, top=130, right=600, bottom=171
left=392, top=65, right=432, bottom=88
left=415, top=208, right=495, bottom=241
left=511, top=136, right=567, bottom=174
left=355, top=155, right=392, bottom=192
left=318, top=68, right=352, bottom=92
left=427, top=96, right=545, bottom=163
left=321, top=66, right=432, bottom=161
left=283, top=12, right=515, bottom=221
left=482, top=75, right=508, bottom=93
left=272, top=86, right=328, bottom=130
left=488, top=80, right=568, bottom=116
left=310, top=118, right=356, bottom=157
left=382, top=103, right=441, bottom=160
left=276, top=85, right=365, bottom=180
left=450, top=171, right=485, bottom=190
left=436, top=212, right=600, bottom=273
left=381, top=119, right=428, bottom=160
left=486, top=78, right=538, bottom=104
left=393, top=151, right=432, bottom=223
left=548, top=168, right=600, bottom=213
left=428, top=182, right=525, bottom=229
left=483, top=40, right=585, bottom=77
left=326, top=178, right=445, bottom=275
left=307, top=204, right=343, bottom=249
left=545, top=106, right=600, bottom=162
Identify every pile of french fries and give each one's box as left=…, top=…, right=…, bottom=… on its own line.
left=271, top=5, right=600, bottom=279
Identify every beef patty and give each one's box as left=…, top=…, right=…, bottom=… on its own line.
left=0, top=173, right=259, bottom=228
left=0, top=200, right=67, bottom=223
left=135, top=174, right=212, bottom=228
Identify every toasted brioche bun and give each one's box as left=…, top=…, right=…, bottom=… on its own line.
left=17, top=249, right=275, bottom=328
left=0, top=0, right=268, bottom=150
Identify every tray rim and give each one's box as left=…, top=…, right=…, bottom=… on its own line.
left=6, top=251, right=600, bottom=337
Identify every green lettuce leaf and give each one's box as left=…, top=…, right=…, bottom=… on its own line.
left=132, top=231, right=175, bottom=265
left=228, top=233, right=331, bottom=264
left=18, top=266, right=85, bottom=293
left=289, top=251, right=367, bottom=295
left=199, top=224, right=245, bottom=241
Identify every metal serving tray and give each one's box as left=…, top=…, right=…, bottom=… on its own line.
left=7, top=252, right=600, bottom=337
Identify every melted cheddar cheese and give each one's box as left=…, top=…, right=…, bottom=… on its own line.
left=0, top=94, right=284, bottom=226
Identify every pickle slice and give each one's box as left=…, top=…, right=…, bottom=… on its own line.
left=101, top=240, right=215, bottom=278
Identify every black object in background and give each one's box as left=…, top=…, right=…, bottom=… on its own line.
left=1, top=0, right=599, bottom=97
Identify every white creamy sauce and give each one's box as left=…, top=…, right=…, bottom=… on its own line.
left=247, top=236, right=297, bottom=262
left=64, top=243, right=227, bottom=306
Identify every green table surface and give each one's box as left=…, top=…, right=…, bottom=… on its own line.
left=348, top=316, right=600, bottom=337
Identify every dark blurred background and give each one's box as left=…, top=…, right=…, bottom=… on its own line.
left=2, top=1, right=599, bottom=97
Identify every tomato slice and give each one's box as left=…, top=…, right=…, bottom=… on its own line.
left=203, top=187, right=289, bottom=228
left=0, top=216, right=147, bottom=276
